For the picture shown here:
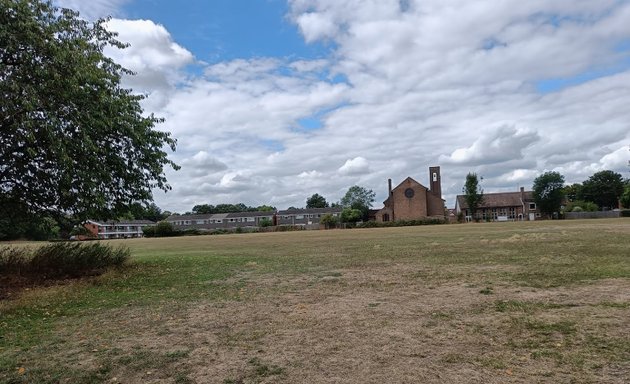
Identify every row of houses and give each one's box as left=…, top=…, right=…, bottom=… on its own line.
left=83, top=220, right=155, bottom=239
left=165, top=207, right=343, bottom=231
left=83, top=165, right=544, bottom=239
left=82, top=208, right=344, bottom=239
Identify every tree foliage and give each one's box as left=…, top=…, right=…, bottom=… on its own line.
left=319, top=213, right=338, bottom=229
left=340, top=186, right=375, bottom=220
left=563, top=183, right=582, bottom=202
left=578, top=170, right=624, bottom=210
left=340, top=208, right=362, bottom=224
left=532, top=171, right=565, bottom=217
left=191, top=203, right=277, bottom=214
left=463, top=173, right=484, bottom=218
left=306, top=193, right=329, bottom=209
left=621, top=183, right=630, bottom=209
left=0, top=0, right=178, bottom=222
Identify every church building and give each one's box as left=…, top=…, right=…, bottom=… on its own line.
left=375, top=166, right=445, bottom=222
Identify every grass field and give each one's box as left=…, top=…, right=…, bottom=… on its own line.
left=1, top=219, right=629, bottom=383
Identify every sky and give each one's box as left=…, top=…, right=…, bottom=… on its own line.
left=54, top=0, right=630, bottom=213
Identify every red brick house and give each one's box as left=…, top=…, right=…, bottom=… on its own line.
left=375, top=166, right=445, bottom=222
left=455, top=187, right=540, bottom=221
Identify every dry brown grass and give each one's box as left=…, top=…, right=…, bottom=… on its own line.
left=1, top=219, right=630, bottom=383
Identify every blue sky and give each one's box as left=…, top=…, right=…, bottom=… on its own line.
left=55, top=0, right=630, bottom=212
left=122, top=0, right=331, bottom=63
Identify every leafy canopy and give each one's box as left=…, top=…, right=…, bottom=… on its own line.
left=532, top=171, right=565, bottom=217
left=578, top=170, right=624, bottom=210
left=340, top=185, right=375, bottom=220
left=620, top=183, right=630, bottom=209
left=306, top=193, right=329, bottom=209
left=0, top=0, right=179, bottom=221
left=463, top=173, right=484, bottom=217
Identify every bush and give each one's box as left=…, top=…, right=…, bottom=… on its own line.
left=0, top=242, right=130, bottom=280
left=259, top=218, right=273, bottom=227
left=356, top=217, right=447, bottom=228
left=154, top=221, right=175, bottom=237
left=142, top=225, right=156, bottom=237
left=621, top=210, right=630, bottom=217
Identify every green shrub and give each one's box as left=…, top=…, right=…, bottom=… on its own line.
left=356, top=217, right=447, bottom=228
left=621, top=210, right=630, bottom=217
left=259, top=218, right=273, bottom=227
left=142, top=225, right=156, bottom=237
left=0, top=242, right=130, bottom=280
left=154, top=221, right=175, bottom=237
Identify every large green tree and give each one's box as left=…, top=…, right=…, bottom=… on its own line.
left=0, top=0, right=178, bottom=222
left=532, top=171, right=565, bottom=218
left=340, top=185, right=375, bottom=220
left=463, top=173, right=484, bottom=220
left=306, top=193, right=329, bottom=208
left=620, top=183, right=630, bottom=209
left=578, top=170, right=625, bottom=210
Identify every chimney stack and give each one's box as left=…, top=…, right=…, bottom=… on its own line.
left=388, top=178, right=392, bottom=196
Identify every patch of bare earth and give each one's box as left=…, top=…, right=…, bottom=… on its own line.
left=59, top=264, right=630, bottom=384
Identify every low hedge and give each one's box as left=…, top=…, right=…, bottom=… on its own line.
left=357, top=217, right=447, bottom=228
left=0, top=242, right=130, bottom=280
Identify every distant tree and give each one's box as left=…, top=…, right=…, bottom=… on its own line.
left=340, top=186, right=375, bottom=220
left=255, top=205, right=276, bottom=212
left=0, top=0, right=179, bottom=224
left=621, top=183, right=630, bottom=209
left=154, top=221, right=175, bottom=237
left=341, top=208, right=363, bottom=224
left=565, top=200, right=599, bottom=212
left=259, top=217, right=273, bottom=227
left=306, top=193, right=329, bottom=209
left=192, top=204, right=215, bottom=214
left=563, top=183, right=582, bottom=202
left=578, top=170, right=625, bottom=210
left=533, top=172, right=565, bottom=218
left=320, top=213, right=338, bottom=229
left=463, top=173, right=484, bottom=220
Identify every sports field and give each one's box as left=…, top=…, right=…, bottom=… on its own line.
left=1, top=219, right=629, bottom=383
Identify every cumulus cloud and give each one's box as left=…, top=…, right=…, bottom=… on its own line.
left=440, top=125, right=540, bottom=165
left=54, top=0, right=128, bottom=19
left=104, top=19, right=194, bottom=109
left=86, top=0, right=630, bottom=212
left=338, top=157, right=370, bottom=175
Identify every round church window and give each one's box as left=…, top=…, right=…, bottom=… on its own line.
left=404, top=188, right=415, bottom=198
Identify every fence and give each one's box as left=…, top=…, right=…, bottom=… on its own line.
left=564, top=211, right=621, bottom=220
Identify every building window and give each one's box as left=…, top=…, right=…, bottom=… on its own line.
left=529, top=203, right=536, bottom=210
left=296, top=215, right=304, bottom=219
left=216, top=220, right=222, bottom=223
left=196, top=220, right=204, bottom=225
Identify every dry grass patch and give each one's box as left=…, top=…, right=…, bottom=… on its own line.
left=1, top=219, right=629, bottom=383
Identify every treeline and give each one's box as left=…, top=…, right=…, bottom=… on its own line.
left=562, top=170, right=630, bottom=212
left=531, top=170, right=629, bottom=218
left=0, top=202, right=170, bottom=241
left=187, top=203, right=276, bottom=215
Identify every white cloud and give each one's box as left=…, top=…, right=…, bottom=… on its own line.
left=104, top=19, right=194, bottom=109
left=54, top=0, right=128, bottom=19
left=102, top=1, right=630, bottom=212
left=440, top=125, right=540, bottom=165
left=338, top=157, right=370, bottom=175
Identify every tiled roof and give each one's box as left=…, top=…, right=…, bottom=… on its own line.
left=277, top=207, right=343, bottom=215
left=87, top=219, right=155, bottom=225
left=456, top=191, right=534, bottom=209
left=225, top=211, right=275, bottom=218
left=166, top=212, right=272, bottom=221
